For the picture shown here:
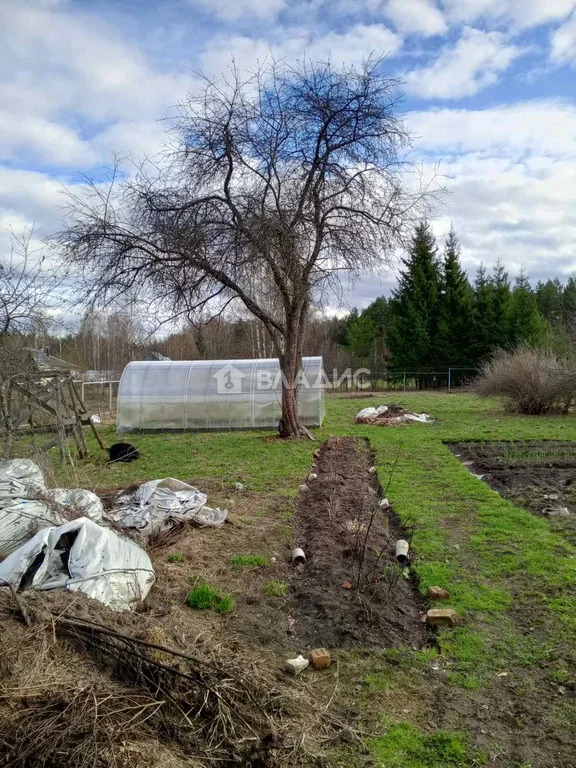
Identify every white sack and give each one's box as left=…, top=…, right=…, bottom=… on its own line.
left=355, top=407, right=378, bottom=421
left=0, top=460, right=104, bottom=558
left=111, top=477, right=227, bottom=536
left=0, top=516, right=155, bottom=611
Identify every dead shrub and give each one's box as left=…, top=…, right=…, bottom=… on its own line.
left=474, top=345, right=576, bottom=415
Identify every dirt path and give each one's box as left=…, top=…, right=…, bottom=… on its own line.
left=291, top=436, right=429, bottom=650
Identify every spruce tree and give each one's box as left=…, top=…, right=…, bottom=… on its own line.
left=508, top=269, right=548, bottom=344
left=490, top=259, right=512, bottom=349
left=386, top=222, right=441, bottom=370
left=471, top=263, right=496, bottom=362
left=561, top=277, right=576, bottom=333
left=435, top=228, right=474, bottom=365
left=536, top=279, right=562, bottom=324
left=346, top=312, right=377, bottom=360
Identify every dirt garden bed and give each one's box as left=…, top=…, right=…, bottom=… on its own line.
left=450, top=440, right=576, bottom=545
left=290, top=436, right=430, bottom=650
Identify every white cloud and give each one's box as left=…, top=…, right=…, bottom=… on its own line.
left=0, top=168, right=66, bottom=239
left=441, top=0, right=576, bottom=29
left=408, top=100, right=576, bottom=157
left=403, top=99, right=576, bottom=283
left=191, top=0, right=286, bottom=20
left=200, top=24, right=402, bottom=75
left=550, top=11, right=576, bottom=64
left=0, top=0, right=194, bottom=136
left=406, top=27, right=523, bottom=99
left=0, top=115, right=95, bottom=167
left=383, top=0, right=447, bottom=36
left=428, top=153, right=576, bottom=281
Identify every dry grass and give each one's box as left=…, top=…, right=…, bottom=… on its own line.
left=473, top=345, right=576, bottom=415
left=0, top=591, right=322, bottom=768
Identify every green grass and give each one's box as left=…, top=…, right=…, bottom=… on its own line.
left=50, top=392, right=576, bottom=766
left=370, top=722, right=486, bottom=767
left=167, top=552, right=184, bottom=563
left=187, top=582, right=234, bottom=613
left=263, top=580, right=287, bottom=597
left=230, top=554, right=269, bottom=569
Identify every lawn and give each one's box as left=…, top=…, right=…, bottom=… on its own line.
left=53, top=393, right=576, bottom=767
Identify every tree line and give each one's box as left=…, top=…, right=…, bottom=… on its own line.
left=340, top=222, right=576, bottom=372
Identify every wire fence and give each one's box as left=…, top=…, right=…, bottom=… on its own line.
left=326, top=368, right=478, bottom=393
left=77, top=380, right=120, bottom=416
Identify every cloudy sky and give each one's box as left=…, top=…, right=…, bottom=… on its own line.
left=2, top=0, right=576, bottom=311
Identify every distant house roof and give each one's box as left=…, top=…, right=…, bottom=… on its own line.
left=26, top=348, right=77, bottom=372
left=143, top=351, right=171, bottom=361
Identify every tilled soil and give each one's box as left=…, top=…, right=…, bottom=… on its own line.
left=290, top=436, right=430, bottom=650
left=451, top=440, right=576, bottom=545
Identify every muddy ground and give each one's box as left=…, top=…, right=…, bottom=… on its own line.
left=290, top=436, right=429, bottom=650
left=451, top=440, right=576, bottom=545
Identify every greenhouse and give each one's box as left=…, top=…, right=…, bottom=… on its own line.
left=117, top=357, right=325, bottom=433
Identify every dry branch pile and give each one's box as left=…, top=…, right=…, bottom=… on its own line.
left=0, top=591, right=317, bottom=768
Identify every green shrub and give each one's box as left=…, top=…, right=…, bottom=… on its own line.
left=167, top=553, right=184, bottom=563
left=187, top=583, right=234, bottom=613
left=231, top=554, right=269, bottom=569
left=263, top=580, right=287, bottom=597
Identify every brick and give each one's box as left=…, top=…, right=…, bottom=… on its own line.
left=310, top=648, right=331, bottom=670
left=426, top=608, right=458, bottom=627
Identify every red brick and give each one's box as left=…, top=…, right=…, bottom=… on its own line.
left=310, top=648, right=331, bottom=670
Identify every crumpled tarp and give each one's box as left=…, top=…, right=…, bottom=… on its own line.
left=0, top=459, right=104, bottom=558
left=355, top=405, right=433, bottom=425
left=0, top=516, right=155, bottom=611
left=110, top=477, right=227, bottom=536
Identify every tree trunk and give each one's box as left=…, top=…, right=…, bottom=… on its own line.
left=278, top=337, right=302, bottom=438
left=278, top=298, right=310, bottom=438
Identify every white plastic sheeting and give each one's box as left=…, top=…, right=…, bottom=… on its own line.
left=110, top=477, right=227, bottom=536
left=0, top=459, right=104, bottom=558
left=354, top=406, right=433, bottom=424
left=0, top=517, right=155, bottom=611
left=117, top=357, right=325, bottom=432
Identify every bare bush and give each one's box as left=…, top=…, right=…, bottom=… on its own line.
left=474, top=345, right=576, bottom=415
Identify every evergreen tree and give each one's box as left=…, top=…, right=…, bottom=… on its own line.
left=471, top=263, right=496, bottom=362
left=345, top=297, right=388, bottom=365
left=435, top=228, right=474, bottom=365
left=386, top=222, right=441, bottom=370
left=536, top=279, right=562, bottom=324
left=561, top=277, right=576, bottom=334
left=336, top=308, right=358, bottom=346
left=346, top=312, right=377, bottom=359
left=508, top=269, right=548, bottom=344
left=490, top=259, right=512, bottom=349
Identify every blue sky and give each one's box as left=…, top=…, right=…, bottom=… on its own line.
left=2, top=0, right=576, bottom=311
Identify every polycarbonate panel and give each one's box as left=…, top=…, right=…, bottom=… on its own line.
left=117, top=357, right=324, bottom=433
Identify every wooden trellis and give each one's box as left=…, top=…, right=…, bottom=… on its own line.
left=0, top=370, right=106, bottom=463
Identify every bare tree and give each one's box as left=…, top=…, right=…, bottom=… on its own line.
left=57, top=57, right=437, bottom=436
left=0, top=229, right=67, bottom=338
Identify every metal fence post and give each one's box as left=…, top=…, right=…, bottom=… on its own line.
left=81, top=381, right=85, bottom=402
left=403, top=372, right=406, bottom=392
left=109, top=381, right=113, bottom=413
left=448, top=367, right=451, bottom=393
